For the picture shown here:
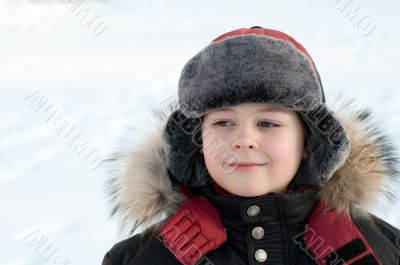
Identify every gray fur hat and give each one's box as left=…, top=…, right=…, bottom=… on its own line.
left=162, top=26, right=350, bottom=187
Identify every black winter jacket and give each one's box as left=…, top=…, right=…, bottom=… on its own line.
left=102, top=184, right=400, bottom=265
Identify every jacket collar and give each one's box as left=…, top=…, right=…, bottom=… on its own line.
left=200, top=181, right=318, bottom=227
left=198, top=182, right=318, bottom=263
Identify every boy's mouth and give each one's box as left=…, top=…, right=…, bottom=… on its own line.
left=228, top=162, right=268, bottom=170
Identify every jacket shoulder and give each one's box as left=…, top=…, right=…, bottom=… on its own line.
left=101, top=230, right=179, bottom=265
left=101, top=234, right=140, bottom=265
left=355, top=214, right=400, bottom=265
left=371, top=215, right=400, bottom=245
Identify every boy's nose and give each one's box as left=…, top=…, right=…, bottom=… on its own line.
left=231, top=138, right=259, bottom=150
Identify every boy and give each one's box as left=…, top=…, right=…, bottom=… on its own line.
left=102, top=27, right=400, bottom=265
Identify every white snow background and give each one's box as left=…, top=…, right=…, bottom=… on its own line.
left=1, top=0, right=399, bottom=264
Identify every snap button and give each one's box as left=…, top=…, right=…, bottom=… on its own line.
left=247, top=205, right=260, bottom=217
left=251, top=226, right=264, bottom=240
left=255, top=249, right=268, bottom=262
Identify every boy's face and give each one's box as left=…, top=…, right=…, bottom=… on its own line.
left=201, top=103, right=308, bottom=197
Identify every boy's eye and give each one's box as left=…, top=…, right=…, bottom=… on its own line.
left=258, top=120, right=279, bottom=128
left=213, top=120, right=279, bottom=128
left=213, top=120, right=234, bottom=127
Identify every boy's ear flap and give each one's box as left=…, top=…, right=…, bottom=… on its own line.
left=162, top=109, right=211, bottom=187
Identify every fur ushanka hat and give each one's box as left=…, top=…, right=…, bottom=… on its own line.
left=162, top=26, right=350, bottom=187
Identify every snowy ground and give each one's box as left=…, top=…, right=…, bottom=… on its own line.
left=1, top=0, right=399, bottom=264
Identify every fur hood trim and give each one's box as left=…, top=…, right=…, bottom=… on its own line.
left=104, top=100, right=399, bottom=236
